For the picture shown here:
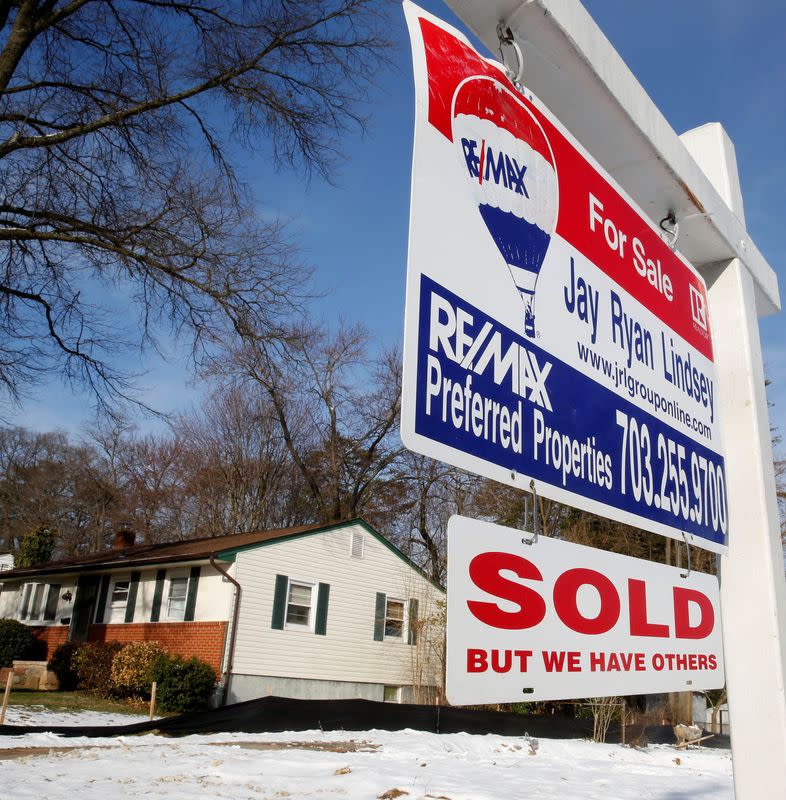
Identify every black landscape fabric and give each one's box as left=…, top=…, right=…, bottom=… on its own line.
left=0, top=695, right=730, bottom=748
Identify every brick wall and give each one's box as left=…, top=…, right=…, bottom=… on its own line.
left=32, top=626, right=70, bottom=658
left=32, top=621, right=228, bottom=673
left=88, top=622, right=228, bottom=673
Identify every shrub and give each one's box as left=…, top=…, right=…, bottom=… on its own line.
left=73, top=641, right=124, bottom=695
left=26, top=636, right=48, bottom=661
left=153, top=654, right=216, bottom=713
left=111, top=641, right=167, bottom=698
left=0, top=620, right=36, bottom=667
left=48, top=641, right=86, bottom=690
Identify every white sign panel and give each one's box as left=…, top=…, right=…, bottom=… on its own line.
left=402, top=3, right=728, bottom=552
left=446, top=516, right=725, bottom=704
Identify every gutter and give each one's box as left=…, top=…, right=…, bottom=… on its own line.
left=1, top=553, right=220, bottom=580
left=209, top=553, right=242, bottom=707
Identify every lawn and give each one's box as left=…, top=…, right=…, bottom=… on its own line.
left=7, top=689, right=148, bottom=716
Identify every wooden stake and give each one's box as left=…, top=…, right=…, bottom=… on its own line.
left=0, top=671, right=13, bottom=725
left=149, top=681, right=157, bottom=720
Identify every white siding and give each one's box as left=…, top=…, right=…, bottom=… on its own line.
left=136, top=571, right=158, bottom=621
left=0, top=565, right=233, bottom=626
left=0, top=582, right=20, bottom=618
left=194, top=567, right=234, bottom=622
left=232, top=523, right=445, bottom=688
left=106, top=565, right=233, bottom=624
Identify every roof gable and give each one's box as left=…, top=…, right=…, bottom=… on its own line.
left=215, top=519, right=444, bottom=592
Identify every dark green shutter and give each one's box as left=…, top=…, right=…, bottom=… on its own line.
left=373, top=592, right=386, bottom=641
left=95, top=574, right=111, bottom=623
left=124, top=572, right=140, bottom=623
left=315, top=583, right=330, bottom=636
left=407, top=598, right=419, bottom=645
left=184, top=566, right=200, bottom=621
left=151, top=569, right=166, bottom=622
left=271, top=574, right=288, bottom=630
left=43, top=584, right=61, bottom=621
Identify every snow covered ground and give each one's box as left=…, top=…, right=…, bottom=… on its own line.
left=1, top=704, right=150, bottom=728
left=0, top=707, right=733, bottom=800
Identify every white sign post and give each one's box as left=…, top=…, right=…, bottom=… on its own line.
left=681, top=125, right=786, bottom=796
left=402, top=3, right=728, bottom=555
left=446, top=515, right=724, bottom=705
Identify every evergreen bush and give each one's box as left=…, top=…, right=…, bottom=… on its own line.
left=14, top=526, right=55, bottom=567
left=153, top=654, right=216, bottom=713
left=48, top=641, right=86, bottom=690
left=0, top=619, right=36, bottom=667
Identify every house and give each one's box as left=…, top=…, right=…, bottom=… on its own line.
left=0, top=519, right=445, bottom=704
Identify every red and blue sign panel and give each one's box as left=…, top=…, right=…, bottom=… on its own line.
left=401, top=3, right=727, bottom=552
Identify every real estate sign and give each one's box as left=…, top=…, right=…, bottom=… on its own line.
left=445, top=516, right=725, bottom=704
left=402, top=3, right=728, bottom=552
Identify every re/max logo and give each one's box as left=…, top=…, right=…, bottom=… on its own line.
left=461, top=137, right=529, bottom=196
left=428, top=291, right=552, bottom=409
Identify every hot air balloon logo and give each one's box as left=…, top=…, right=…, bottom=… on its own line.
left=451, top=77, right=558, bottom=338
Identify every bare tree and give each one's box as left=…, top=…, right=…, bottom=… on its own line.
left=0, top=424, right=116, bottom=555
left=0, top=0, right=390, bottom=416
left=391, top=452, right=482, bottom=584
left=584, top=696, right=621, bottom=744
left=1, top=353, right=404, bottom=558
left=173, top=384, right=302, bottom=535
left=233, top=323, right=403, bottom=525
left=472, top=478, right=566, bottom=538
left=0, top=426, right=63, bottom=552
left=84, top=391, right=305, bottom=544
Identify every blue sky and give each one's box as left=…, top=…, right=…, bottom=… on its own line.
left=7, top=0, right=786, bottom=451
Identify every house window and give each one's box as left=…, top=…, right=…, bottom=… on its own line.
left=383, top=685, right=401, bottom=703
left=29, top=584, right=45, bottom=619
left=384, top=598, right=405, bottom=639
left=108, top=578, right=130, bottom=623
left=44, top=584, right=60, bottom=621
left=166, top=576, right=189, bottom=621
left=18, top=583, right=33, bottom=619
left=16, top=582, right=62, bottom=623
left=285, top=581, right=314, bottom=628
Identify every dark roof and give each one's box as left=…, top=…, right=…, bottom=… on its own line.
left=0, top=519, right=444, bottom=591
left=0, top=520, right=345, bottom=579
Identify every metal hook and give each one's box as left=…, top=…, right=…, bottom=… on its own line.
left=522, top=479, right=539, bottom=545
left=497, top=23, right=524, bottom=87
left=680, top=532, right=692, bottom=579
left=659, top=211, right=679, bottom=250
